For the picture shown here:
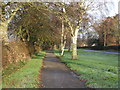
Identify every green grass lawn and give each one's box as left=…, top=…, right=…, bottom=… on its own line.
left=54, top=50, right=119, bottom=88
left=2, top=51, right=45, bottom=88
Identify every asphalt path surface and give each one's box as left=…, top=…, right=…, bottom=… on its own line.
left=78, top=49, right=120, bottom=54
left=41, top=52, right=86, bottom=88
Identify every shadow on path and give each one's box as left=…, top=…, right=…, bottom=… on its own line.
left=41, top=51, right=86, bottom=88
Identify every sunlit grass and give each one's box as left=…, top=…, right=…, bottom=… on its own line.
left=2, top=51, right=45, bottom=88
left=54, top=50, right=119, bottom=88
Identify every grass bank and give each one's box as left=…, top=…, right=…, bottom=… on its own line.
left=2, top=51, right=45, bottom=88
left=54, top=50, right=119, bottom=88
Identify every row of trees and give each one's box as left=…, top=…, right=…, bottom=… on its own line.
left=1, top=2, right=89, bottom=60
left=1, top=1, right=118, bottom=60
left=93, top=14, right=119, bottom=46
left=77, top=14, right=119, bottom=47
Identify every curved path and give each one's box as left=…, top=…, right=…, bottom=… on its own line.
left=41, top=52, right=86, bottom=88
left=78, top=49, right=120, bottom=54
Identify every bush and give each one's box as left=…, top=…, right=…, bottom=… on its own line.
left=2, top=41, right=35, bottom=68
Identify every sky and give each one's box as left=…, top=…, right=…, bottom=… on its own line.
left=3, top=0, right=119, bottom=19
left=109, top=0, right=118, bottom=16
left=86, top=0, right=119, bottom=22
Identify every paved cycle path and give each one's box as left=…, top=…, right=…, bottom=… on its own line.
left=78, top=49, right=120, bottom=54
left=41, top=52, right=86, bottom=88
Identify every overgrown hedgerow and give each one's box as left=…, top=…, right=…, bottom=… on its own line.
left=2, top=51, right=45, bottom=88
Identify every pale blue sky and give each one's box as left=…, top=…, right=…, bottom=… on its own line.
left=87, top=0, right=119, bottom=21
left=109, top=0, right=118, bottom=16
left=4, top=0, right=119, bottom=19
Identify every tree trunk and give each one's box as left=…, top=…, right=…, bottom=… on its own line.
left=60, top=20, right=65, bottom=56
left=61, top=43, right=65, bottom=56
left=71, top=29, right=79, bottom=60
left=0, top=22, right=9, bottom=45
left=61, top=36, right=66, bottom=56
left=68, top=41, right=71, bottom=52
left=118, top=37, right=120, bottom=45
left=53, top=44, right=57, bottom=50
left=104, top=29, right=107, bottom=46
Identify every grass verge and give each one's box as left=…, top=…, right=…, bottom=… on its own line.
left=54, top=50, right=119, bottom=88
left=2, top=51, right=45, bottom=88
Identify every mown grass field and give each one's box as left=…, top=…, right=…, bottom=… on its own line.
left=54, top=50, right=119, bottom=88
left=2, top=51, right=45, bottom=88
